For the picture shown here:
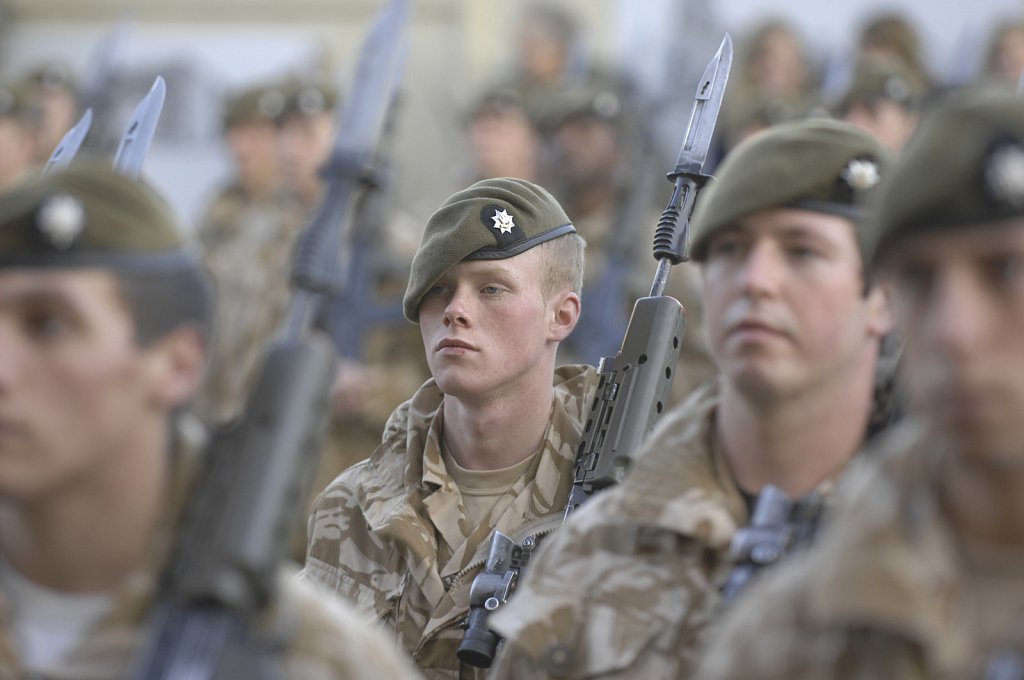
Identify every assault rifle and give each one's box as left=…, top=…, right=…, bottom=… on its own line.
left=130, top=2, right=409, bottom=678
left=457, top=34, right=734, bottom=669
left=720, top=485, right=825, bottom=602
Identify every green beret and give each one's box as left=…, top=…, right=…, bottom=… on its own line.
left=403, top=177, right=575, bottom=321
left=538, top=83, right=624, bottom=132
left=0, top=158, right=191, bottom=271
left=838, top=58, right=927, bottom=114
left=0, top=82, right=39, bottom=121
left=280, top=81, right=338, bottom=119
left=691, top=118, right=890, bottom=261
left=21, top=61, right=77, bottom=92
left=223, top=84, right=287, bottom=129
left=867, top=90, right=1024, bottom=266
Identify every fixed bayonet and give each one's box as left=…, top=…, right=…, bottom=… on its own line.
left=112, top=76, right=166, bottom=178
left=41, top=108, right=93, bottom=175
left=651, top=34, right=733, bottom=291
left=287, top=0, right=409, bottom=339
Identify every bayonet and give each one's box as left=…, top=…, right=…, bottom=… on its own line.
left=41, top=108, right=93, bottom=175
left=112, top=76, right=166, bottom=178
left=652, top=34, right=733, bottom=292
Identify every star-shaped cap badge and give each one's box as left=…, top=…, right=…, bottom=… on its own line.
left=491, top=208, right=516, bottom=234
left=37, top=193, right=85, bottom=250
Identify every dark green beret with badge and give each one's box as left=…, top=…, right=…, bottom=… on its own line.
left=866, top=90, right=1024, bottom=266
left=837, top=58, right=927, bottom=115
left=223, top=84, right=287, bottom=130
left=403, top=177, right=576, bottom=321
left=0, top=157, right=192, bottom=271
left=691, top=118, right=890, bottom=262
left=280, top=81, right=339, bottom=119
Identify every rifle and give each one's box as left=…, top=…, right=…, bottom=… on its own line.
left=720, top=485, right=824, bottom=603
left=457, top=34, right=734, bottom=669
left=130, top=2, right=409, bottom=678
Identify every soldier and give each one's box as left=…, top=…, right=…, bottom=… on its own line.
left=19, top=61, right=79, bottom=163
left=464, top=86, right=542, bottom=184
left=696, top=91, right=1024, bottom=680
left=302, top=177, right=599, bottom=679
left=0, top=159, right=417, bottom=678
left=836, top=57, right=928, bottom=152
left=487, top=119, right=895, bottom=679
left=194, top=82, right=299, bottom=425
left=278, top=81, right=337, bottom=214
left=0, top=82, right=41, bottom=192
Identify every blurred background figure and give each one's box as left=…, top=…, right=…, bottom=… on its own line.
left=0, top=82, right=40, bottom=191
left=720, top=18, right=824, bottom=155
left=856, top=11, right=932, bottom=86
left=464, top=85, right=543, bottom=183
left=543, top=82, right=716, bottom=403
left=982, top=19, right=1024, bottom=86
left=836, top=57, right=929, bottom=152
left=193, top=81, right=300, bottom=425
left=18, top=60, right=77, bottom=163
left=278, top=80, right=337, bottom=214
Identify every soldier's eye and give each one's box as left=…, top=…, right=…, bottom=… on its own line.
left=706, top=237, right=744, bottom=259
left=24, top=310, right=72, bottom=341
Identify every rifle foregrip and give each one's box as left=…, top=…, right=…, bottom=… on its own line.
left=567, top=295, right=685, bottom=515
left=170, top=334, right=337, bottom=612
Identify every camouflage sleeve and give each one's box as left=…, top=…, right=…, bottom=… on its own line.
left=299, top=469, right=405, bottom=625
left=694, top=552, right=929, bottom=680
left=279, top=572, right=421, bottom=680
left=489, top=494, right=721, bottom=679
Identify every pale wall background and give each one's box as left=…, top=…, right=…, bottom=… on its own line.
left=0, top=0, right=1021, bottom=228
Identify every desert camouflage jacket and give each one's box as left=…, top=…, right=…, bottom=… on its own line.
left=0, top=419, right=418, bottom=680
left=697, top=420, right=1024, bottom=680
left=302, top=365, right=599, bottom=680
left=488, top=379, right=743, bottom=679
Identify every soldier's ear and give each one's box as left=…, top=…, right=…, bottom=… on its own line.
left=143, top=325, right=208, bottom=410
left=548, top=289, right=581, bottom=342
left=865, top=284, right=893, bottom=339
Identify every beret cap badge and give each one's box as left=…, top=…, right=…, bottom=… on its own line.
left=842, top=159, right=881, bottom=192
left=491, top=208, right=516, bottom=235
left=36, top=193, right=85, bottom=250
left=985, top=143, right=1024, bottom=209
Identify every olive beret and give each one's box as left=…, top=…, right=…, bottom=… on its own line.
left=223, top=84, right=287, bottom=129
left=0, top=157, right=192, bottom=271
left=691, top=118, right=890, bottom=261
left=838, top=58, right=927, bottom=114
left=867, top=90, right=1024, bottom=266
left=403, top=177, right=575, bottom=321
left=539, top=83, right=624, bottom=131
left=0, top=82, right=39, bottom=121
left=280, top=81, right=339, bottom=119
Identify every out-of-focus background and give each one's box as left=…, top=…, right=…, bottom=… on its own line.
left=1, top=0, right=1021, bottom=230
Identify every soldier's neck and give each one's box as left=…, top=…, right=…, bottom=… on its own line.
left=0, top=424, right=171, bottom=594
left=717, top=363, right=875, bottom=498
left=441, top=372, right=556, bottom=472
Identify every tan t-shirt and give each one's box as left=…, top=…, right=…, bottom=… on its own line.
left=444, top=448, right=542, bottom=531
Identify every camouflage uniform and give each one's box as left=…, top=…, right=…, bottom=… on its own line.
left=302, top=365, right=599, bottom=680
left=194, top=184, right=304, bottom=424
left=695, top=422, right=1022, bottom=680
left=0, top=419, right=418, bottom=680
left=488, top=375, right=861, bottom=679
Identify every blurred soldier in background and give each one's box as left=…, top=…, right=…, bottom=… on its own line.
left=18, top=61, right=78, bottom=164
left=194, top=82, right=301, bottom=425
left=836, top=57, right=928, bottom=152
left=463, top=86, right=543, bottom=184
left=982, top=19, right=1024, bottom=86
left=279, top=80, right=337, bottom=214
left=0, top=82, right=40, bottom=192
left=856, top=11, right=933, bottom=88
